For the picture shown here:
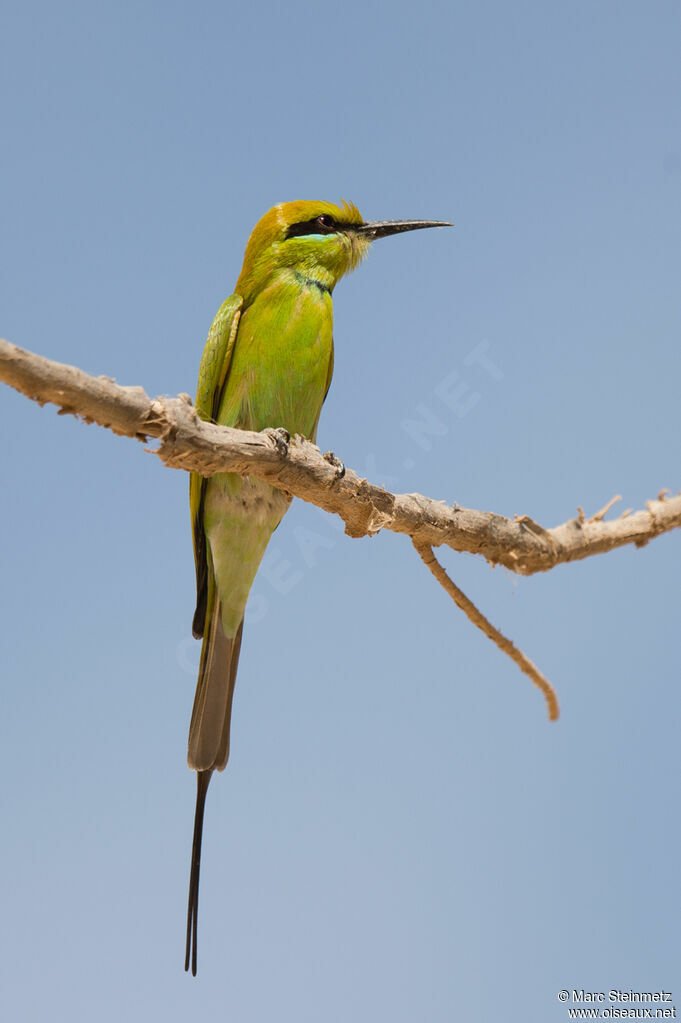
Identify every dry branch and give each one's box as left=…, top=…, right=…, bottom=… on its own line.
left=414, top=540, right=560, bottom=721
left=2, top=338, right=678, bottom=575
left=3, top=336, right=679, bottom=723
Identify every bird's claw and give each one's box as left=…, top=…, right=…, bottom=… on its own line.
left=323, top=451, right=345, bottom=479
left=267, top=427, right=290, bottom=457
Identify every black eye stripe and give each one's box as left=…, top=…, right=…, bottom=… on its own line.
left=285, top=215, right=339, bottom=239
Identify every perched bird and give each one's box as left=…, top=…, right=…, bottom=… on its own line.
left=186, top=200, right=451, bottom=975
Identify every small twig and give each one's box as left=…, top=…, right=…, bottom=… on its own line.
left=1, top=338, right=680, bottom=575
left=590, top=494, right=622, bottom=522
left=412, top=540, right=560, bottom=722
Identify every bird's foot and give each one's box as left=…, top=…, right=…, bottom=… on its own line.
left=323, top=451, right=345, bottom=479
left=267, top=427, right=290, bottom=457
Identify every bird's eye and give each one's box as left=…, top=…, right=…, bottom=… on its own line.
left=285, top=214, right=339, bottom=239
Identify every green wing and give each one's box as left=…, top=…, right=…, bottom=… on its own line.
left=190, top=293, right=243, bottom=638
left=310, top=339, right=334, bottom=442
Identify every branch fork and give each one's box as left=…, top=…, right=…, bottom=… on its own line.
left=2, top=337, right=678, bottom=722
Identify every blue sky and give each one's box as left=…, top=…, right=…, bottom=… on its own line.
left=1, top=2, right=679, bottom=1020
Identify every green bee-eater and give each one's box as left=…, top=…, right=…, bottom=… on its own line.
left=186, top=200, right=450, bottom=974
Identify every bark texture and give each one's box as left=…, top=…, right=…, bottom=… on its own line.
left=2, top=338, right=677, bottom=575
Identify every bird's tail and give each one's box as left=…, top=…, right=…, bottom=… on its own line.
left=185, top=597, right=244, bottom=976
left=188, top=594, right=244, bottom=773
left=185, top=768, right=211, bottom=976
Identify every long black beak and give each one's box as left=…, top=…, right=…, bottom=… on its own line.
left=355, top=219, right=453, bottom=240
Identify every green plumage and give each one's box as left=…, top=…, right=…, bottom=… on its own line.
left=184, top=199, right=451, bottom=976
left=189, top=276, right=334, bottom=771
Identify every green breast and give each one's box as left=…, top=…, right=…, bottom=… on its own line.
left=217, top=274, right=334, bottom=440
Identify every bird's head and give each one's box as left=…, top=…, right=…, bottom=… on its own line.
left=235, top=200, right=451, bottom=303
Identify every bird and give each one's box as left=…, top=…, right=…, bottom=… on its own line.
left=186, top=200, right=451, bottom=975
